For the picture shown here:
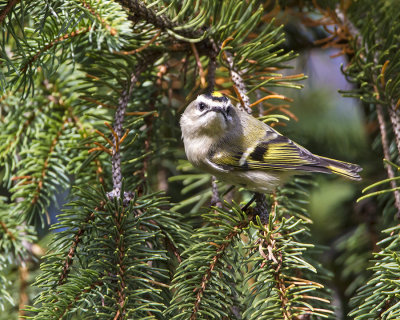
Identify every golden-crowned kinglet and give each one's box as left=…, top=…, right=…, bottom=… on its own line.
left=180, top=92, right=361, bottom=193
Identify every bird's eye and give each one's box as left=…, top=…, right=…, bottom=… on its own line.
left=198, top=102, right=207, bottom=111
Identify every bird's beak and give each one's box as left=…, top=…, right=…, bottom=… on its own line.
left=210, top=106, right=231, bottom=122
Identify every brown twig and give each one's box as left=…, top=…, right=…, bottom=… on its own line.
left=206, top=39, right=219, bottom=92
left=58, top=212, right=96, bottom=285
left=210, top=176, right=222, bottom=208
left=0, top=0, right=20, bottom=25
left=164, top=232, right=182, bottom=264
left=191, top=43, right=206, bottom=89
left=190, top=215, right=253, bottom=320
left=20, top=26, right=92, bottom=73
left=223, top=51, right=251, bottom=113
left=3, top=106, right=43, bottom=156
left=114, top=30, right=161, bottom=55
left=80, top=0, right=117, bottom=35
left=30, top=119, right=70, bottom=224
left=80, top=96, right=116, bottom=109
left=248, top=94, right=290, bottom=108
left=109, top=65, right=146, bottom=197
left=57, top=280, right=103, bottom=319
left=0, top=221, right=16, bottom=240
left=18, top=263, right=28, bottom=318
left=113, top=208, right=127, bottom=320
left=376, top=104, right=400, bottom=217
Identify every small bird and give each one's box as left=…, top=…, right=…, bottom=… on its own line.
left=180, top=92, right=362, bottom=193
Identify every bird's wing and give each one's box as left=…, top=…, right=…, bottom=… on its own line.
left=209, top=133, right=324, bottom=172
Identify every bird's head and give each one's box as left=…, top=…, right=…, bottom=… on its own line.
left=180, top=92, right=237, bottom=139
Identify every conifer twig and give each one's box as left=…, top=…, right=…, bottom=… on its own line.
left=376, top=104, right=400, bottom=217
left=210, top=176, right=222, bottom=208
left=336, top=7, right=400, bottom=218
left=18, top=264, right=28, bottom=318
left=190, top=215, right=253, bottom=320
left=0, top=0, right=20, bottom=25
left=224, top=51, right=252, bottom=113
left=109, top=65, right=145, bottom=199
left=206, top=38, right=219, bottom=92
left=20, top=26, right=92, bottom=73
left=116, top=0, right=203, bottom=40
left=58, top=212, right=96, bottom=285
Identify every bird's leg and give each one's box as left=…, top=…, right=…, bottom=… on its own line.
left=210, top=176, right=222, bottom=208
left=254, top=192, right=269, bottom=225
left=241, top=194, right=257, bottom=212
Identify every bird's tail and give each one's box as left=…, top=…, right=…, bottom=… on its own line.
left=319, top=156, right=362, bottom=181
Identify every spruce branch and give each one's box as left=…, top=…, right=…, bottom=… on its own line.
left=58, top=212, right=96, bottom=286
left=0, top=0, right=19, bottom=25
left=388, top=106, right=400, bottom=156
left=20, top=26, right=92, bottom=74
left=1, top=104, right=44, bottom=162
left=224, top=50, right=251, bottom=113
left=210, top=176, right=221, bottom=208
left=376, top=104, right=400, bottom=217
left=113, top=208, right=128, bottom=320
left=109, top=64, right=146, bottom=199
left=0, top=220, right=16, bottom=241
left=30, top=119, right=69, bottom=208
left=114, top=29, right=161, bottom=55
left=115, top=0, right=205, bottom=41
left=190, top=212, right=254, bottom=320
left=206, top=39, right=218, bottom=92
left=57, top=280, right=103, bottom=319
left=18, top=264, right=28, bottom=319
left=80, top=0, right=117, bottom=36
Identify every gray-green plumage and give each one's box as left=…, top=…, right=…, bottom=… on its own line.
left=180, top=93, right=362, bottom=193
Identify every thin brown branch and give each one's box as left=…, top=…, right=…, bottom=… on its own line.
left=210, top=176, right=222, bottom=208
left=88, top=143, right=112, bottom=156
left=206, top=38, right=218, bottom=91
left=31, top=119, right=69, bottom=207
left=190, top=216, right=253, bottom=320
left=0, top=0, right=20, bottom=25
left=80, top=96, right=116, bottom=109
left=95, top=129, right=114, bottom=147
left=128, top=276, right=170, bottom=288
left=191, top=43, right=206, bottom=89
left=80, top=0, right=117, bottom=35
left=18, top=264, right=28, bottom=318
left=114, top=30, right=161, bottom=55
left=376, top=104, right=400, bottom=217
left=249, top=94, right=290, bottom=108
left=57, top=280, right=103, bottom=319
left=164, top=233, right=182, bottom=264
left=3, top=106, right=43, bottom=156
left=223, top=50, right=251, bottom=113
left=113, top=208, right=127, bottom=320
left=58, top=212, right=96, bottom=285
left=125, top=111, right=159, bottom=116
left=0, top=221, right=16, bottom=240
left=115, top=0, right=204, bottom=40
left=21, top=26, right=92, bottom=73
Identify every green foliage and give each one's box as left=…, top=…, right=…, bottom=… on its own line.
left=168, top=179, right=333, bottom=319
left=26, top=187, right=190, bottom=319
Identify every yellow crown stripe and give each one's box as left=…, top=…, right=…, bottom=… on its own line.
left=211, top=91, right=224, bottom=98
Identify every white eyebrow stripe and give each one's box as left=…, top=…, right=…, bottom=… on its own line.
left=196, top=95, right=228, bottom=109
